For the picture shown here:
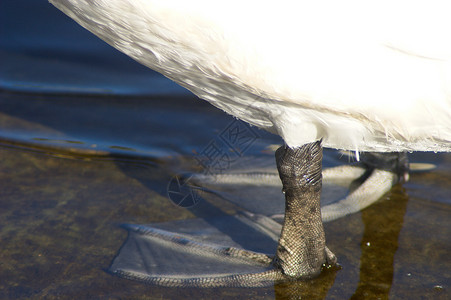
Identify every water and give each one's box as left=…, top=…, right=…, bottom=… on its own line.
left=0, top=1, right=450, bottom=299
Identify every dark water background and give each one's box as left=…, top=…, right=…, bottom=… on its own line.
left=1, top=1, right=450, bottom=299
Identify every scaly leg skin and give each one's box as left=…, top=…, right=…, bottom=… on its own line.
left=274, top=141, right=337, bottom=278
left=359, top=151, right=410, bottom=182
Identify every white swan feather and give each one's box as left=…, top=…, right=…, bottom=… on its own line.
left=49, top=0, right=451, bottom=152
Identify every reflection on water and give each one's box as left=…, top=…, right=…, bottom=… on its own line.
left=350, top=186, right=408, bottom=299
left=1, top=1, right=450, bottom=298
left=0, top=92, right=450, bottom=299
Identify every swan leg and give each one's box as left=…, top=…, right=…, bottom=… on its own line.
left=359, top=152, right=409, bottom=182
left=274, top=141, right=336, bottom=278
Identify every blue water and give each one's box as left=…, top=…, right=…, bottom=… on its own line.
left=0, top=1, right=450, bottom=299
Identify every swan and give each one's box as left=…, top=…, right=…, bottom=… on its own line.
left=49, top=0, right=451, bottom=284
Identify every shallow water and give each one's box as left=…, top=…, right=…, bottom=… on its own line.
left=1, top=1, right=450, bottom=299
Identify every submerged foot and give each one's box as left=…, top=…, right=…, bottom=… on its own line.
left=111, top=217, right=338, bottom=288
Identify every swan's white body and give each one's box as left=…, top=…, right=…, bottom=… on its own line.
left=50, top=0, right=451, bottom=152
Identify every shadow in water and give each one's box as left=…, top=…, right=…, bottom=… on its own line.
left=350, top=186, right=409, bottom=299
left=115, top=156, right=280, bottom=253
left=273, top=265, right=339, bottom=300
